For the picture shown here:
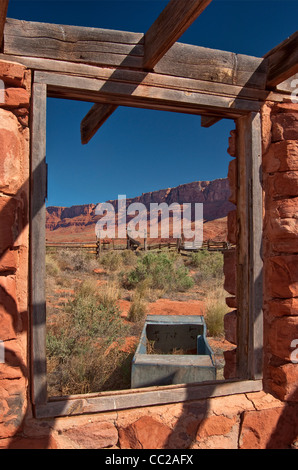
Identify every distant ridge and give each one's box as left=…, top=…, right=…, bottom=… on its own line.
left=46, top=178, right=234, bottom=243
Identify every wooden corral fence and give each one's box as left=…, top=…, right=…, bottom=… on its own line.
left=46, top=237, right=234, bottom=258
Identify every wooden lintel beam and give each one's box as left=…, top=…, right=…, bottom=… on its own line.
left=201, top=115, right=222, bottom=128
left=143, top=0, right=212, bottom=70
left=81, top=103, right=117, bottom=144
left=264, top=30, right=298, bottom=87
left=34, top=71, right=261, bottom=117
left=0, top=0, right=9, bottom=48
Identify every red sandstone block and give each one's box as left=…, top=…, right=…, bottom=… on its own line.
left=0, top=278, right=19, bottom=341
left=261, top=102, right=274, bottom=154
left=224, top=310, right=237, bottom=345
left=0, top=110, right=23, bottom=194
left=3, top=88, right=30, bottom=108
left=17, top=115, right=29, bottom=127
left=196, top=415, right=237, bottom=440
left=266, top=171, right=298, bottom=198
left=0, top=436, right=57, bottom=449
left=226, top=296, right=237, bottom=308
left=0, top=197, right=19, bottom=253
left=0, top=61, right=26, bottom=88
left=269, top=363, right=298, bottom=402
left=64, top=421, right=118, bottom=449
left=227, top=159, right=237, bottom=205
left=263, top=141, right=298, bottom=173
left=223, top=249, right=236, bottom=296
left=240, top=406, right=298, bottom=449
left=223, top=348, right=237, bottom=379
left=271, top=112, right=298, bottom=142
left=268, top=316, right=298, bottom=361
left=227, top=209, right=237, bottom=244
left=0, top=249, right=17, bottom=273
left=266, top=298, right=298, bottom=317
left=273, top=103, right=298, bottom=114
left=265, top=199, right=298, bottom=253
left=0, top=339, right=25, bottom=380
left=119, top=416, right=172, bottom=449
left=227, top=130, right=237, bottom=157
left=0, top=377, right=26, bottom=439
left=268, top=197, right=298, bottom=219
left=265, top=255, right=298, bottom=298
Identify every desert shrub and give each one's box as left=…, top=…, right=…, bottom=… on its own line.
left=97, top=280, right=122, bottom=310
left=121, top=249, right=138, bottom=267
left=99, top=251, right=123, bottom=271
left=127, top=293, right=148, bottom=323
left=122, top=252, right=194, bottom=292
left=46, top=279, right=130, bottom=395
left=204, top=287, right=227, bottom=337
left=191, top=250, right=224, bottom=282
left=46, top=253, right=60, bottom=277
left=49, top=248, right=97, bottom=273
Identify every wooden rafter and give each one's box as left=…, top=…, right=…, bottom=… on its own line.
left=265, top=30, right=298, bottom=88
left=201, top=115, right=222, bottom=128
left=0, top=0, right=9, bottom=48
left=81, top=103, right=117, bottom=145
left=143, top=0, right=212, bottom=70
left=79, top=0, right=212, bottom=144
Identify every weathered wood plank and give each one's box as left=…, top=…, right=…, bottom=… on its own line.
left=81, top=103, right=117, bottom=144
left=155, top=42, right=268, bottom=90
left=4, top=18, right=144, bottom=68
left=34, top=71, right=262, bottom=117
left=247, top=112, right=263, bottom=380
left=0, top=0, right=8, bottom=48
left=31, top=82, right=48, bottom=405
left=144, top=0, right=212, bottom=69
left=265, top=31, right=298, bottom=87
left=201, top=115, right=222, bottom=127
left=0, top=53, right=270, bottom=102
left=35, top=379, right=262, bottom=418
left=236, top=112, right=263, bottom=380
left=3, top=18, right=268, bottom=90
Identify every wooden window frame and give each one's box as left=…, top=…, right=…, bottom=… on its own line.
left=30, top=73, right=263, bottom=419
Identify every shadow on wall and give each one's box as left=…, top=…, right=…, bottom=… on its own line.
left=0, top=60, right=297, bottom=448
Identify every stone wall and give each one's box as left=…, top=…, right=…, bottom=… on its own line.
left=0, top=59, right=297, bottom=449
left=262, top=102, right=298, bottom=402
left=0, top=60, right=30, bottom=445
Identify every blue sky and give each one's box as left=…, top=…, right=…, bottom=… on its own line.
left=7, top=0, right=298, bottom=207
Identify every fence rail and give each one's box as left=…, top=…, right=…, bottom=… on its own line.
left=46, top=238, right=234, bottom=256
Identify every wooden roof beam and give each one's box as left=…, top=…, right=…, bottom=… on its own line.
left=201, top=115, right=222, bottom=128
left=80, top=0, right=212, bottom=144
left=81, top=103, right=117, bottom=145
left=143, top=0, right=212, bottom=70
left=264, top=30, right=298, bottom=88
left=0, top=0, right=9, bottom=48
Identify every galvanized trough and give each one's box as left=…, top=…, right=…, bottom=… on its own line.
left=131, top=315, right=216, bottom=388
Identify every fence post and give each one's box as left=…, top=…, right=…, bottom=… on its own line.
left=96, top=236, right=101, bottom=258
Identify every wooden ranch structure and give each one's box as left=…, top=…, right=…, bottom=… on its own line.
left=0, top=0, right=297, bottom=449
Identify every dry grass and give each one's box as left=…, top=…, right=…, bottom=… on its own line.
left=204, top=280, right=229, bottom=337
left=127, top=292, right=148, bottom=323
left=46, top=246, right=230, bottom=395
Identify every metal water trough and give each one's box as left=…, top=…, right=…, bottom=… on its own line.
left=131, top=315, right=216, bottom=388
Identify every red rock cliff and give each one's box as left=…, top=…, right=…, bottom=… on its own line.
left=46, top=178, right=234, bottom=240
